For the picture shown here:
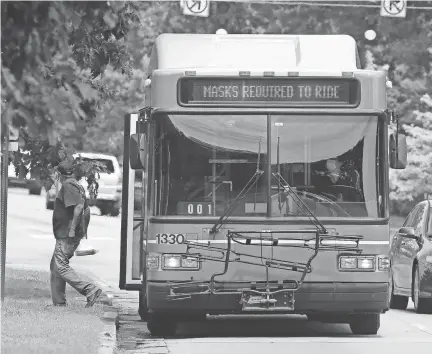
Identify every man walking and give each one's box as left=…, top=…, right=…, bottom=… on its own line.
left=50, top=159, right=102, bottom=307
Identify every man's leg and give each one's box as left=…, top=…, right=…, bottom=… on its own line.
left=50, top=252, right=67, bottom=306
left=52, top=239, right=102, bottom=305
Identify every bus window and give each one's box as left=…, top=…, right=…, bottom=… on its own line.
left=151, top=113, right=380, bottom=218
left=270, top=115, right=378, bottom=218
left=153, top=114, right=268, bottom=217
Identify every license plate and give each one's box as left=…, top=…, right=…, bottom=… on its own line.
left=248, top=296, right=264, bottom=304
left=241, top=291, right=295, bottom=311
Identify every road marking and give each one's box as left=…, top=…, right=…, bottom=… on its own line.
left=412, top=323, right=432, bottom=334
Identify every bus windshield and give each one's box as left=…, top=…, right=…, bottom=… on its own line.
left=152, top=113, right=380, bottom=218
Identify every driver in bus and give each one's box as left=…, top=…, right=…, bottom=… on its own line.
left=313, top=157, right=361, bottom=202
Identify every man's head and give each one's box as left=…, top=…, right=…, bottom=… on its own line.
left=57, top=159, right=75, bottom=182
left=326, top=158, right=342, bottom=173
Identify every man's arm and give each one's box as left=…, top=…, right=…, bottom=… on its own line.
left=69, top=202, right=85, bottom=237
left=81, top=207, right=91, bottom=238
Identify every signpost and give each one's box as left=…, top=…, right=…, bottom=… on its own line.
left=181, top=0, right=210, bottom=17
left=380, top=0, right=407, bottom=18
left=8, top=125, right=19, bottom=152
left=0, top=124, right=9, bottom=302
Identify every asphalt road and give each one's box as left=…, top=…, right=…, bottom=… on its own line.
left=6, top=187, right=121, bottom=290
left=6, top=187, right=432, bottom=353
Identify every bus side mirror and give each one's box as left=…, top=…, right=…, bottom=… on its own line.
left=389, top=133, right=407, bottom=169
left=129, top=133, right=146, bottom=170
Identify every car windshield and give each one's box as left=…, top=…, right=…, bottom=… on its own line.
left=151, top=113, right=381, bottom=218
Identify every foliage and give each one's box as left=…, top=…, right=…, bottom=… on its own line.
left=1, top=0, right=140, bottom=193
left=80, top=66, right=146, bottom=159
left=389, top=94, right=432, bottom=215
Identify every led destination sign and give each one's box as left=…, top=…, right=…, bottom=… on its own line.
left=178, top=77, right=360, bottom=107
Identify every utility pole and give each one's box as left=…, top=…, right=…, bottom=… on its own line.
left=1, top=123, right=9, bottom=302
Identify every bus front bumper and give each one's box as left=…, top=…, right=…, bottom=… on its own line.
left=147, top=281, right=389, bottom=315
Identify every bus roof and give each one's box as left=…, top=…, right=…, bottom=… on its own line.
left=148, top=33, right=361, bottom=74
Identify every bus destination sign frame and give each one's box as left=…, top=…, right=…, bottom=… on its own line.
left=178, top=77, right=361, bottom=108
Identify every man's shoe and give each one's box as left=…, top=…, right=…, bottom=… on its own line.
left=86, top=289, right=102, bottom=308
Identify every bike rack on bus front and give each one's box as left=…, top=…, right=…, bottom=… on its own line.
left=166, top=229, right=363, bottom=312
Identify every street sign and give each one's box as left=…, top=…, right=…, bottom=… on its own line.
left=182, top=0, right=210, bottom=18
left=8, top=125, right=18, bottom=141
left=8, top=125, right=19, bottom=152
left=380, top=0, right=407, bottom=18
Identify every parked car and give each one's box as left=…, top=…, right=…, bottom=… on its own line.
left=8, top=162, right=43, bottom=195
left=27, top=178, right=43, bottom=195
left=389, top=200, right=432, bottom=314
left=8, top=164, right=27, bottom=188
left=45, top=152, right=122, bottom=216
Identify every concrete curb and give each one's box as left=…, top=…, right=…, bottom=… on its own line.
left=98, top=311, right=120, bottom=354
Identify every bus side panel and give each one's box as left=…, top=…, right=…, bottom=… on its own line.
left=119, top=113, right=142, bottom=290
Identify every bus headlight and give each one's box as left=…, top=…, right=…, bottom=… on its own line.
left=357, top=257, right=375, bottom=270
left=162, top=254, right=200, bottom=270
left=338, top=255, right=377, bottom=271
left=339, top=256, right=357, bottom=269
left=162, top=255, right=182, bottom=269
left=181, top=257, right=199, bottom=269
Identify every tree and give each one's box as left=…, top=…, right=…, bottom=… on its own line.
left=80, top=66, right=146, bottom=160
left=1, top=1, right=140, bottom=193
left=389, top=94, right=432, bottom=215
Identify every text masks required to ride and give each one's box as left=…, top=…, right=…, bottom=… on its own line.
left=166, top=229, right=363, bottom=311
left=178, top=77, right=361, bottom=107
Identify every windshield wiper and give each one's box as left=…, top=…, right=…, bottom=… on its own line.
left=272, top=172, right=327, bottom=234
left=273, top=135, right=327, bottom=235
left=209, top=139, right=264, bottom=235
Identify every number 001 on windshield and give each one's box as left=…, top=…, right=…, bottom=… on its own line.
left=177, top=202, right=213, bottom=216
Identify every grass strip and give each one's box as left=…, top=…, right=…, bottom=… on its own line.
left=1, top=267, right=107, bottom=354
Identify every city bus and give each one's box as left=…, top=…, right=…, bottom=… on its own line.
left=119, top=33, right=408, bottom=336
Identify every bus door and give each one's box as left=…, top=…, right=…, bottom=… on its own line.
left=119, top=113, right=148, bottom=290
